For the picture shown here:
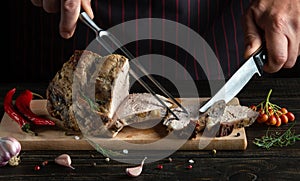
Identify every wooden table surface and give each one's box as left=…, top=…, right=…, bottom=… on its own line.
left=0, top=77, right=299, bottom=181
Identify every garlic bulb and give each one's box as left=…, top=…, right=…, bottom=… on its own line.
left=0, top=137, right=21, bottom=167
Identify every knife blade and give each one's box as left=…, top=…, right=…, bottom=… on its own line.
left=199, top=45, right=267, bottom=113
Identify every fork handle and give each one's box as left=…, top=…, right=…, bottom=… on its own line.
left=79, top=12, right=102, bottom=33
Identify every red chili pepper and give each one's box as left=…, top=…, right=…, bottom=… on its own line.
left=15, top=89, right=55, bottom=126
left=3, top=88, right=32, bottom=133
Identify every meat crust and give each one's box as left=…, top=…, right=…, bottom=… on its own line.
left=46, top=50, right=129, bottom=133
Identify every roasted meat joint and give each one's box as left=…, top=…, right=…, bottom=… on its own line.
left=46, top=50, right=259, bottom=139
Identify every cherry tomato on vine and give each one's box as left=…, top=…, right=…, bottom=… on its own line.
left=280, top=107, right=288, bottom=115
left=286, top=112, right=295, bottom=122
left=280, top=114, right=289, bottom=124
left=250, top=90, right=295, bottom=127
left=259, top=109, right=265, bottom=115
left=257, top=114, right=269, bottom=123
left=275, top=116, right=281, bottom=127
left=268, top=115, right=277, bottom=125
left=268, top=109, right=274, bottom=116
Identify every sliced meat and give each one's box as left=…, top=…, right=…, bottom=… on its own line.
left=109, top=93, right=172, bottom=137
left=194, top=100, right=259, bottom=137
left=205, top=100, right=227, bottom=130
left=162, top=97, right=205, bottom=131
left=163, top=108, right=190, bottom=131
left=217, top=104, right=259, bottom=136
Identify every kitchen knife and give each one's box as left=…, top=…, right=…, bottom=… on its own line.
left=199, top=45, right=267, bottom=113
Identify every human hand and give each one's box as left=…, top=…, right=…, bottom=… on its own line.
left=243, top=0, right=300, bottom=73
left=31, top=0, right=94, bottom=39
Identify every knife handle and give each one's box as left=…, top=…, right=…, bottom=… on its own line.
left=253, top=44, right=268, bottom=75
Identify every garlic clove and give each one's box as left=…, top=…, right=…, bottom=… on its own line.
left=54, top=154, right=75, bottom=169
left=126, top=166, right=143, bottom=177
left=126, top=157, right=147, bottom=177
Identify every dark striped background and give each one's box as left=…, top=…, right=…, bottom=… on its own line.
left=4, top=0, right=299, bottom=83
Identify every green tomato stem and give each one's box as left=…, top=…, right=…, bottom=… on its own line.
left=255, top=89, right=283, bottom=117
left=266, top=89, right=272, bottom=103
left=264, top=89, right=281, bottom=116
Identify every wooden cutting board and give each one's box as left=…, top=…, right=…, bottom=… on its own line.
left=0, top=98, right=248, bottom=150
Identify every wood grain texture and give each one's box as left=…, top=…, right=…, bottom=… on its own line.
left=1, top=78, right=299, bottom=181
left=0, top=98, right=248, bottom=151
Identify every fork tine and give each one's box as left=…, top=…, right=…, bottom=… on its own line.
left=79, top=12, right=189, bottom=119
left=117, top=44, right=189, bottom=115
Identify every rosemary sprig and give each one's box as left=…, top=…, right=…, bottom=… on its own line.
left=253, top=123, right=300, bottom=150
left=79, top=92, right=100, bottom=112
left=86, top=138, right=124, bottom=157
